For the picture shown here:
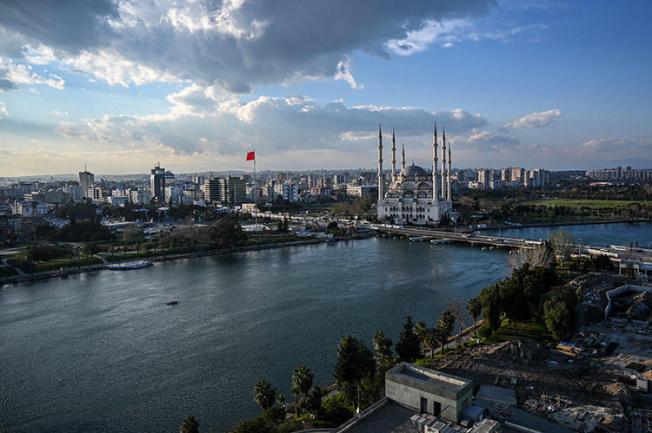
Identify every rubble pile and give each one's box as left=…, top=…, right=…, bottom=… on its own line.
left=551, top=404, right=628, bottom=433
left=481, top=339, right=548, bottom=364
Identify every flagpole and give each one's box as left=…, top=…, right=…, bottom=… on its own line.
left=253, top=149, right=257, bottom=234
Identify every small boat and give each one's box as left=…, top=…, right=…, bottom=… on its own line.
left=430, top=239, right=450, bottom=245
left=107, top=260, right=153, bottom=270
left=409, top=236, right=428, bottom=242
left=166, top=300, right=179, bottom=306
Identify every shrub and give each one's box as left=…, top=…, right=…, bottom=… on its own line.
left=543, top=289, right=576, bottom=340
left=318, top=394, right=353, bottom=427
left=477, top=325, right=493, bottom=339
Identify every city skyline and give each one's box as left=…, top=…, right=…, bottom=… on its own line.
left=1, top=0, right=652, bottom=176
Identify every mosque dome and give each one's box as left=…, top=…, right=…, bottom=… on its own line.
left=401, top=164, right=428, bottom=177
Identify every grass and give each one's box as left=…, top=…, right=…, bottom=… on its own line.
left=487, top=320, right=554, bottom=345
left=522, top=198, right=651, bottom=210
left=32, top=257, right=103, bottom=273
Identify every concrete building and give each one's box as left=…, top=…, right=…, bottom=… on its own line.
left=202, top=178, right=220, bottom=203
left=150, top=163, right=166, bottom=202
left=66, top=183, right=82, bottom=202
left=281, top=182, right=300, bottom=203
left=477, top=169, right=492, bottom=190
left=217, top=176, right=246, bottom=206
left=346, top=184, right=378, bottom=200
left=79, top=168, right=94, bottom=199
left=129, top=188, right=151, bottom=205
left=385, top=363, right=473, bottom=423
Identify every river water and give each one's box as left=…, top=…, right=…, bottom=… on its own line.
left=484, top=222, right=652, bottom=248
left=0, top=238, right=509, bottom=433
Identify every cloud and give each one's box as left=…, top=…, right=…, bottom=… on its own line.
left=0, top=101, right=7, bottom=118
left=581, top=136, right=651, bottom=154
left=0, top=57, right=65, bottom=90
left=502, top=108, right=560, bottom=129
left=63, top=49, right=178, bottom=87
left=450, top=128, right=520, bottom=151
left=386, top=18, right=546, bottom=55
left=54, top=85, right=487, bottom=159
left=50, top=110, right=69, bottom=118
left=0, top=0, right=495, bottom=92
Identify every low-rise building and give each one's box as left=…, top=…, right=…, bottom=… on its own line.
left=385, top=363, right=474, bottom=423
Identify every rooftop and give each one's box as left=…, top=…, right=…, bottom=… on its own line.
left=386, top=363, right=473, bottom=400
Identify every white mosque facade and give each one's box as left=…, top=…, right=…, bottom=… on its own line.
left=376, top=125, right=454, bottom=226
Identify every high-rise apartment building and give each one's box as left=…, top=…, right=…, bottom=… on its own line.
left=202, top=178, right=220, bottom=203
left=79, top=168, right=94, bottom=199
left=150, top=163, right=166, bottom=202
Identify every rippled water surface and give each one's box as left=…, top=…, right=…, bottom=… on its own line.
left=484, top=222, right=652, bottom=248
left=0, top=238, right=511, bottom=433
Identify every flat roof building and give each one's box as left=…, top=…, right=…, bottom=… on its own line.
left=385, top=363, right=473, bottom=423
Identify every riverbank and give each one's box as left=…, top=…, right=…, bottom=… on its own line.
left=473, top=218, right=650, bottom=231
left=0, top=238, right=332, bottom=286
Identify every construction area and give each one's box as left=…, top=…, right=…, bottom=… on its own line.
left=425, top=272, right=652, bottom=433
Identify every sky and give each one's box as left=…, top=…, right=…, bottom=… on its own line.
left=0, top=0, right=651, bottom=176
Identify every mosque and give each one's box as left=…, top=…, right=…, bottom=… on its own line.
left=376, top=125, right=454, bottom=225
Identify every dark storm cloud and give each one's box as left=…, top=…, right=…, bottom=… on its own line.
left=0, top=0, right=118, bottom=52
left=0, top=0, right=495, bottom=91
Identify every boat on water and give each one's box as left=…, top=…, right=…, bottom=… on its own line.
left=107, top=260, right=153, bottom=270
left=430, top=239, right=450, bottom=245
left=408, top=236, right=428, bottom=242
left=166, top=300, right=179, bottom=306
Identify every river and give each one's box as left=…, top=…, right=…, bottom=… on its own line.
left=0, top=238, right=509, bottom=433
left=484, top=222, right=652, bottom=248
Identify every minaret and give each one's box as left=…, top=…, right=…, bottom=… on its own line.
left=401, top=143, right=406, bottom=172
left=377, top=124, right=384, bottom=203
left=447, top=141, right=452, bottom=203
left=441, top=128, right=447, bottom=201
left=391, top=129, right=397, bottom=181
left=432, top=123, right=439, bottom=202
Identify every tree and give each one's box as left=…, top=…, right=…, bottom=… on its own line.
left=550, top=230, right=575, bottom=263
left=228, top=416, right=275, bottom=433
left=253, top=379, right=276, bottom=412
left=509, top=243, right=554, bottom=270
left=543, top=289, right=576, bottom=340
left=291, top=364, right=314, bottom=415
left=479, top=284, right=501, bottom=331
left=395, top=316, right=421, bottom=362
left=180, top=416, right=199, bottom=433
left=304, top=386, right=322, bottom=414
left=435, top=311, right=455, bottom=352
left=447, top=300, right=467, bottom=335
left=467, top=297, right=482, bottom=329
left=372, top=330, right=394, bottom=371
left=333, top=336, right=374, bottom=402
left=122, top=225, right=145, bottom=243
left=319, top=394, right=353, bottom=427
left=208, top=214, right=247, bottom=248
left=414, top=320, right=428, bottom=345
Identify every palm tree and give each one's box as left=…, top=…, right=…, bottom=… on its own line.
left=467, top=298, right=482, bottom=330
left=291, top=364, right=314, bottom=415
left=436, top=311, right=456, bottom=352
left=253, top=379, right=276, bottom=411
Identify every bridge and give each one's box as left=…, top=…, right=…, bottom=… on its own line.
left=370, top=224, right=652, bottom=279
left=370, top=224, right=544, bottom=250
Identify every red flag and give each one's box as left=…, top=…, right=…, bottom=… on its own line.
left=246, top=151, right=255, bottom=161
